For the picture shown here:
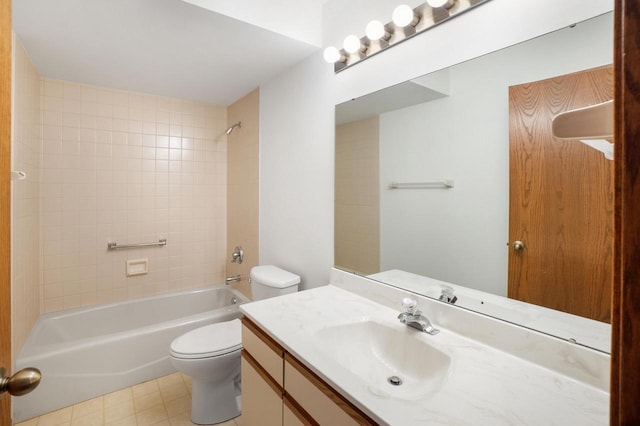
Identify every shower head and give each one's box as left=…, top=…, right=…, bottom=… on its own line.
left=226, top=122, right=242, bottom=135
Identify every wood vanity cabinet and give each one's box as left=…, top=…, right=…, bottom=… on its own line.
left=241, top=317, right=376, bottom=426
left=241, top=317, right=285, bottom=426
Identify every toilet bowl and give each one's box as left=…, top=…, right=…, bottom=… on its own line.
left=170, top=319, right=242, bottom=424
left=169, top=266, right=300, bottom=424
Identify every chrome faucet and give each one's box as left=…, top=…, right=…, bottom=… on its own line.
left=398, top=297, right=439, bottom=335
left=438, top=287, right=457, bottom=304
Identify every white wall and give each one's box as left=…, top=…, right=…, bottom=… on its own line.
left=379, top=13, right=612, bottom=296
left=259, top=0, right=613, bottom=290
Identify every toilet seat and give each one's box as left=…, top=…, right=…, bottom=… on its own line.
left=170, top=319, right=241, bottom=359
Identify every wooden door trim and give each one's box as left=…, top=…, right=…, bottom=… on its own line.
left=0, top=0, right=11, bottom=424
left=611, top=0, right=640, bottom=423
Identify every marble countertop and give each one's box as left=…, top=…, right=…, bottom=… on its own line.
left=240, top=282, right=608, bottom=425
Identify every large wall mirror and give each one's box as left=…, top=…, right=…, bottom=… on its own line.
left=334, top=12, right=613, bottom=353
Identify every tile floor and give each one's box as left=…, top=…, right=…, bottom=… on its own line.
left=15, top=373, right=243, bottom=426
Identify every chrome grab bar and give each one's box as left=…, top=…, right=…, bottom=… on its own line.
left=107, top=239, right=167, bottom=251
left=388, top=180, right=455, bottom=189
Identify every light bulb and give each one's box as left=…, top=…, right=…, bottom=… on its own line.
left=427, top=0, right=455, bottom=8
left=392, top=4, right=416, bottom=28
left=343, top=35, right=362, bottom=54
left=365, top=20, right=386, bottom=41
left=323, top=46, right=342, bottom=63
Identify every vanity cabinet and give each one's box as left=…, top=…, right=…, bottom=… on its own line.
left=241, top=317, right=376, bottom=426
left=241, top=317, right=284, bottom=426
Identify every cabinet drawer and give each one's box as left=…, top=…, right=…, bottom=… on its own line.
left=241, top=353, right=283, bottom=426
left=242, top=317, right=284, bottom=386
left=284, top=396, right=314, bottom=426
left=284, top=355, right=376, bottom=426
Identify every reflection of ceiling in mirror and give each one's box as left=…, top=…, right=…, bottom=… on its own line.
left=335, top=68, right=450, bottom=125
left=334, top=12, right=613, bottom=352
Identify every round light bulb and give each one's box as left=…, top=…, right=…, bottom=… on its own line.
left=323, top=46, right=341, bottom=63
left=343, top=35, right=362, bottom=54
left=427, top=0, right=455, bottom=8
left=392, top=4, right=415, bottom=28
left=365, top=20, right=386, bottom=41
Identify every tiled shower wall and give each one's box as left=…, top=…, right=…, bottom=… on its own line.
left=40, top=79, right=228, bottom=313
left=11, top=37, right=42, bottom=359
left=226, top=89, right=259, bottom=300
left=334, top=116, right=380, bottom=275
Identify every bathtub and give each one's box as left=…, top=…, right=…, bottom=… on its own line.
left=14, top=285, right=249, bottom=422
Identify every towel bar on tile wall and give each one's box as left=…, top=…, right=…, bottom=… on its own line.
left=389, top=180, right=455, bottom=189
left=107, top=239, right=167, bottom=251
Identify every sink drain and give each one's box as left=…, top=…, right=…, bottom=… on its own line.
left=387, top=376, right=402, bottom=386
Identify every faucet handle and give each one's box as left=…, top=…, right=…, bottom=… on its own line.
left=401, top=297, right=418, bottom=315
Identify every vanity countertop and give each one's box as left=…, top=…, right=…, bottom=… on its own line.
left=240, top=282, right=608, bottom=425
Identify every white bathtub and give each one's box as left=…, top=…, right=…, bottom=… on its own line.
left=14, top=285, right=249, bottom=422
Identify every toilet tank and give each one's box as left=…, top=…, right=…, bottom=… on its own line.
left=250, top=265, right=300, bottom=301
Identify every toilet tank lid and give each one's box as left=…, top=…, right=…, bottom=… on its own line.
left=250, top=265, right=300, bottom=288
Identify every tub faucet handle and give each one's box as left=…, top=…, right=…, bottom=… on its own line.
left=231, top=246, right=244, bottom=264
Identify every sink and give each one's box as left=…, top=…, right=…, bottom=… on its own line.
left=313, top=320, right=451, bottom=400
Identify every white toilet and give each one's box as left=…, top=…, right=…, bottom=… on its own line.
left=170, top=265, right=300, bottom=425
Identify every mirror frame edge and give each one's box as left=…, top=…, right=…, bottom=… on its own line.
left=612, top=0, right=640, bottom=423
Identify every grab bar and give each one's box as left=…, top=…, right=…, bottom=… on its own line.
left=107, top=239, right=167, bottom=251
left=389, top=180, right=455, bottom=189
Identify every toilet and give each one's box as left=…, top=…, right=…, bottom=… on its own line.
left=169, top=265, right=300, bottom=425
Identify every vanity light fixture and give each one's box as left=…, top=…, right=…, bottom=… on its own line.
left=323, top=0, right=491, bottom=72
left=323, top=46, right=345, bottom=64
left=365, top=20, right=391, bottom=42
left=343, top=34, right=367, bottom=55
left=426, top=0, right=456, bottom=8
left=392, top=4, right=420, bottom=28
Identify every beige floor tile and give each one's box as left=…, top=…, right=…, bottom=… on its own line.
left=105, top=414, right=137, bottom=426
left=104, top=399, right=136, bottom=424
left=134, top=390, right=164, bottom=412
left=104, top=388, right=133, bottom=407
left=157, top=373, right=183, bottom=389
left=132, top=379, right=159, bottom=398
left=70, top=411, right=104, bottom=426
left=15, top=418, right=39, bottom=426
left=233, top=416, right=243, bottom=426
left=179, top=374, right=192, bottom=393
left=159, top=383, right=189, bottom=403
left=38, top=406, right=73, bottom=426
left=168, top=412, right=193, bottom=426
left=163, top=395, right=191, bottom=418
left=72, top=396, right=104, bottom=419
left=217, top=420, right=237, bottom=426
left=136, top=404, right=168, bottom=426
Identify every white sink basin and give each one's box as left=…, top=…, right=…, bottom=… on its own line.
left=313, top=320, right=451, bottom=400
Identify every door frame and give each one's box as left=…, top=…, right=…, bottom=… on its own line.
left=0, top=0, right=12, bottom=424
left=610, top=0, right=640, bottom=423
left=0, top=0, right=638, bottom=424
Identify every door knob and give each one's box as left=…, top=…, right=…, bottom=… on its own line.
left=0, top=367, right=41, bottom=396
left=512, top=241, right=525, bottom=251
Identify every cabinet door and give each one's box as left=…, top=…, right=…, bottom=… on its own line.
left=284, top=355, right=375, bottom=426
left=283, top=396, right=315, bottom=426
left=242, top=318, right=284, bottom=386
left=241, top=353, right=283, bottom=426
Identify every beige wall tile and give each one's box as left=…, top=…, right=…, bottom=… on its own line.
left=226, top=89, right=259, bottom=300
left=38, top=78, right=228, bottom=313
left=335, top=116, right=380, bottom=275
left=11, top=36, right=42, bottom=362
